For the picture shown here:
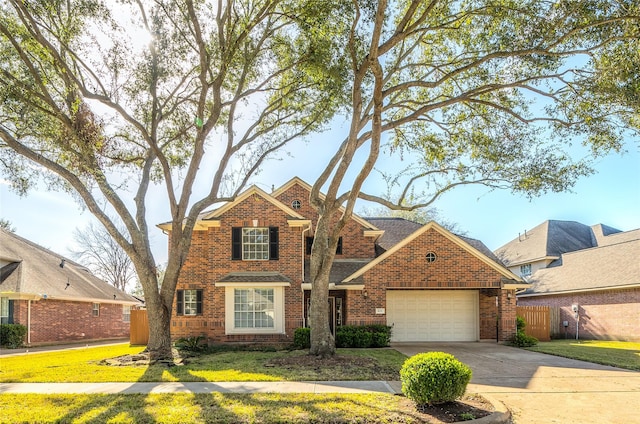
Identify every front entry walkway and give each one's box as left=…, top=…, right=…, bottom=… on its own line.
left=392, top=342, right=640, bottom=424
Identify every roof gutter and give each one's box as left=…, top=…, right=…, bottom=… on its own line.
left=517, top=283, right=640, bottom=297
left=1, top=291, right=140, bottom=305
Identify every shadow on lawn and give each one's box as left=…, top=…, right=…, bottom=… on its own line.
left=51, top=352, right=249, bottom=424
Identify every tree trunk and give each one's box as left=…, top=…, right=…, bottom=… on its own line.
left=145, top=295, right=173, bottom=361
left=308, top=215, right=338, bottom=357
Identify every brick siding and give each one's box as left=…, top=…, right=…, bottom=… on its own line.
left=11, top=299, right=130, bottom=345
left=518, top=288, right=640, bottom=341
left=171, top=182, right=517, bottom=344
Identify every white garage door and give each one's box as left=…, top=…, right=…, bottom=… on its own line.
left=386, top=290, right=478, bottom=342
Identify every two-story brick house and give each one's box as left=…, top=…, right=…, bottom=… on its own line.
left=160, top=177, right=525, bottom=345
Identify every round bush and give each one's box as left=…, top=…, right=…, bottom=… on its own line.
left=400, top=352, right=472, bottom=406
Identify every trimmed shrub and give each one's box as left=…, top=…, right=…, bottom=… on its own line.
left=295, top=325, right=392, bottom=349
left=336, top=325, right=392, bottom=348
left=400, top=352, right=472, bottom=406
left=293, top=327, right=311, bottom=349
left=0, top=324, right=27, bottom=348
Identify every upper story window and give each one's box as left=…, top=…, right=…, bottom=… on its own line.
left=92, top=303, right=100, bottom=317
left=291, top=200, right=301, bottom=210
left=520, top=263, right=532, bottom=277
left=232, top=227, right=279, bottom=261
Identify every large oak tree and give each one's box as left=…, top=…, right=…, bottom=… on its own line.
left=304, top=0, right=638, bottom=356
left=0, top=0, right=342, bottom=360
left=1, top=1, right=637, bottom=359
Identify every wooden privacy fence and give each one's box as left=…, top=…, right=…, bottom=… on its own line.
left=517, top=306, right=551, bottom=341
left=130, top=309, right=149, bottom=345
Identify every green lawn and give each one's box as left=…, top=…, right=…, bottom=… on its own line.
left=0, top=393, right=426, bottom=424
left=0, top=344, right=406, bottom=382
left=526, top=340, right=640, bottom=371
left=0, top=345, right=428, bottom=423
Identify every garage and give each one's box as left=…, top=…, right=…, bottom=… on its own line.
left=386, top=290, right=479, bottom=342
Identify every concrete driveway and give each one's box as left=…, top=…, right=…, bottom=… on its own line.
left=392, top=342, right=640, bottom=424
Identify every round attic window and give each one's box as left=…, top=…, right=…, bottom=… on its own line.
left=291, top=199, right=301, bottom=209
left=426, top=252, right=437, bottom=263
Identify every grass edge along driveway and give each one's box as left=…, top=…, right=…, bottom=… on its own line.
left=525, top=339, right=640, bottom=371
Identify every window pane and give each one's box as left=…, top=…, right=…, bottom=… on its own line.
left=184, top=289, right=198, bottom=316
left=233, top=288, right=275, bottom=329
left=242, top=228, right=269, bottom=260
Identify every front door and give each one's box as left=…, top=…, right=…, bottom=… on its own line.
left=305, top=291, right=344, bottom=336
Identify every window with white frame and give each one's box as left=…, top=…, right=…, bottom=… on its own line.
left=520, top=263, right=532, bottom=277
left=0, top=297, right=9, bottom=324
left=176, top=289, right=203, bottom=316
left=221, top=285, right=286, bottom=334
left=122, top=305, right=131, bottom=322
left=234, top=288, right=275, bottom=328
left=92, top=303, right=100, bottom=317
left=242, top=228, right=269, bottom=260
left=232, top=227, right=278, bottom=261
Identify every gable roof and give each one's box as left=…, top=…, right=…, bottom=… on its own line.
left=272, top=177, right=381, bottom=232
left=364, top=218, right=423, bottom=252
left=495, top=220, right=610, bottom=266
left=518, top=237, right=640, bottom=296
left=157, top=185, right=310, bottom=231
left=203, top=185, right=307, bottom=221
left=343, top=221, right=523, bottom=284
left=0, top=228, right=139, bottom=305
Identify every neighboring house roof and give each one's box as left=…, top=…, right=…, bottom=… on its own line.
left=495, top=220, right=613, bottom=266
left=0, top=228, right=139, bottom=305
left=518, top=238, right=640, bottom=297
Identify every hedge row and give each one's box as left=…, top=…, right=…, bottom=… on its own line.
left=293, top=325, right=392, bottom=349
left=0, top=324, right=27, bottom=348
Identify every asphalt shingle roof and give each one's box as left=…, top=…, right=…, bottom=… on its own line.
left=520, top=238, right=640, bottom=295
left=494, top=220, right=614, bottom=266
left=303, top=259, right=371, bottom=284
left=0, top=228, right=139, bottom=304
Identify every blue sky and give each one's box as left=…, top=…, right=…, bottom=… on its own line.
left=1, top=130, right=639, bottom=264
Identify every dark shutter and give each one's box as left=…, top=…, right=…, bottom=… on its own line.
left=176, top=290, right=184, bottom=315
left=269, top=227, right=279, bottom=260
left=196, top=290, right=203, bottom=315
left=336, top=237, right=343, bottom=255
left=232, top=227, right=242, bottom=260
left=7, top=300, right=14, bottom=324
left=306, top=237, right=314, bottom=255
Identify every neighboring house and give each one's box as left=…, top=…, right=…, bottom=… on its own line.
left=0, top=228, right=140, bottom=346
left=496, top=220, right=640, bottom=341
left=159, top=177, right=525, bottom=345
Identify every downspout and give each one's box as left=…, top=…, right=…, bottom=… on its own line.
left=301, top=223, right=312, bottom=328
left=27, top=299, right=31, bottom=345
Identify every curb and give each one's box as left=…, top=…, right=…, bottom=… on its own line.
left=465, top=394, right=511, bottom=424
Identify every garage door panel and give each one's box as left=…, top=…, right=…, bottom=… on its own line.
left=387, top=290, right=478, bottom=342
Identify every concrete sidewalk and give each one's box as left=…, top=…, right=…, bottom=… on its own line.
left=0, top=380, right=398, bottom=394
